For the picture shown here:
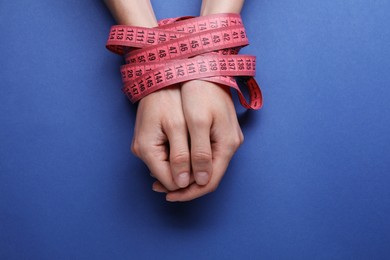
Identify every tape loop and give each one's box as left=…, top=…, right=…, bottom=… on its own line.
left=106, top=13, right=263, bottom=110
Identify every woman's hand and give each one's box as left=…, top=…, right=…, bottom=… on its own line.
left=153, top=80, right=244, bottom=201
left=105, top=0, right=246, bottom=202
left=131, top=86, right=193, bottom=190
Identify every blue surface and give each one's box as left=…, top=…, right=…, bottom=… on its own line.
left=1, top=0, right=390, bottom=259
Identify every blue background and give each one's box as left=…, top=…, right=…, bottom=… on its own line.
left=1, top=0, right=390, bottom=259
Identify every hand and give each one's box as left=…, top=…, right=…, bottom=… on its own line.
left=131, top=86, right=194, bottom=191
left=105, top=0, right=247, bottom=202
left=153, top=80, right=244, bottom=201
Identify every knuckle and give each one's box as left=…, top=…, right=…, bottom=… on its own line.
left=190, top=116, right=210, bottom=128
left=165, top=118, right=185, bottom=130
left=131, top=140, right=140, bottom=156
left=220, top=132, right=243, bottom=157
left=171, top=151, right=190, bottom=165
left=239, top=131, right=244, bottom=146
left=228, top=135, right=243, bottom=149
left=132, top=138, right=151, bottom=159
left=192, top=150, right=212, bottom=163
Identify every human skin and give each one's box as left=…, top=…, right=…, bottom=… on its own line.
left=104, top=0, right=245, bottom=201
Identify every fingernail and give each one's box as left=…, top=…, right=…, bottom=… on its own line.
left=166, top=196, right=176, bottom=202
left=195, top=172, right=209, bottom=185
left=152, top=187, right=164, bottom=193
left=177, top=172, right=190, bottom=188
left=152, top=184, right=166, bottom=193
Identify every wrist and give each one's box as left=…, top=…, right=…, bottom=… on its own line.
left=200, top=0, right=244, bottom=16
left=105, top=0, right=157, bottom=27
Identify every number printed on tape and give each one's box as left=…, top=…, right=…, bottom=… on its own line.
left=106, top=13, right=263, bottom=110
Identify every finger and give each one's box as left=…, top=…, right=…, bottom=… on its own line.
left=165, top=127, right=243, bottom=202
left=181, top=80, right=214, bottom=186
left=133, top=138, right=180, bottom=191
left=132, top=122, right=182, bottom=192
left=187, top=120, right=213, bottom=186
left=164, top=120, right=191, bottom=188
left=165, top=152, right=232, bottom=202
left=152, top=174, right=196, bottom=194
left=152, top=181, right=169, bottom=193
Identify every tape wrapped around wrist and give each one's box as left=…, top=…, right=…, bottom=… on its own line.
left=106, top=13, right=263, bottom=110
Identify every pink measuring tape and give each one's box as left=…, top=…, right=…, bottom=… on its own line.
left=106, top=13, right=263, bottom=110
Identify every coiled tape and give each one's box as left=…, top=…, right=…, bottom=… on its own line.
left=106, top=13, right=263, bottom=109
